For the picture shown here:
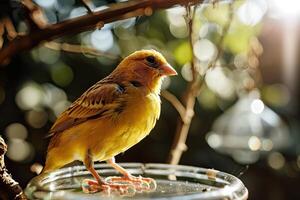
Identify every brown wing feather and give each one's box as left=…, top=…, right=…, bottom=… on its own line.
left=48, top=81, right=126, bottom=136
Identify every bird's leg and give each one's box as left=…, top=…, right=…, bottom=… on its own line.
left=106, top=157, right=157, bottom=192
left=82, top=154, right=103, bottom=193
left=82, top=151, right=105, bottom=193
left=82, top=151, right=135, bottom=195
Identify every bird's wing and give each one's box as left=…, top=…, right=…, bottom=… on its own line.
left=49, top=82, right=126, bottom=135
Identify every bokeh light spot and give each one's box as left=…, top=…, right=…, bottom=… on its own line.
left=169, top=23, right=188, bottom=38
left=251, top=99, right=264, bottom=114
left=16, top=82, right=44, bottom=110
left=205, top=67, right=235, bottom=99
left=268, top=152, right=285, bottom=170
left=270, top=0, right=300, bottom=18
left=207, top=133, right=222, bottom=148
left=237, top=0, right=267, bottom=26
left=234, top=53, right=248, bottom=69
left=262, top=139, right=273, bottom=151
left=38, top=46, right=60, bottom=65
left=26, top=110, right=48, bottom=128
left=91, top=29, right=114, bottom=52
left=7, top=139, right=33, bottom=162
left=30, top=163, right=44, bottom=175
left=174, top=42, right=192, bottom=65
left=50, top=62, right=74, bottom=87
left=166, top=7, right=186, bottom=27
left=248, top=136, right=261, bottom=151
left=5, top=123, right=28, bottom=140
left=194, top=39, right=217, bottom=61
left=43, top=83, right=67, bottom=108
left=181, top=63, right=193, bottom=82
left=199, top=23, right=221, bottom=39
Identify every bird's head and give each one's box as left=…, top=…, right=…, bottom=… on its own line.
left=113, top=49, right=177, bottom=93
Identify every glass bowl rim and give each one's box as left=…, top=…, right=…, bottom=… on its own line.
left=26, top=162, right=248, bottom=200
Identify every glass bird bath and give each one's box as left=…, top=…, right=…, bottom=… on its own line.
left=25, top=163, right=248, bottom=200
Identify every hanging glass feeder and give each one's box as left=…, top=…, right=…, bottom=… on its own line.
left=206, top=91, right=290, bottom=164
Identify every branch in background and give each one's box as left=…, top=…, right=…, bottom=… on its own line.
left=44, top=41, right=121, bottom=60
left=0, top=17, right=19, bottom=49
left=167, top=5, right=199, bottom=165
left=161, top=90, right=186, bottom=122
left=2, top=17, right=18, bottom=40
left=0, top=0, right=203, bottom=65
left=21, top=0, right=48, bottom=29
left=167, top=1, right=234, bottom=165
left=206, top=2, right=233, bottom=70
left=246, top=37, right=264, bottom=89
left=80, top=0, right=94, bottom=13
left=0, top=136, right=27, bottom=200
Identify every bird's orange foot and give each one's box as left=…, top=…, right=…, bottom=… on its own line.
left=82, top=179, right=136, bottom=196
left=105, top=175, right=157, bottom=193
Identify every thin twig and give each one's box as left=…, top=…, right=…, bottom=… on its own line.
left=44, top=41, right=121, bottom=60
left=246, top=37, right=264, bottom=89
left=206, top=2, right=233, bottom=70
left=21, top=0, right=48, bottom=29
left=161, top=90, right=186, bottom=122
left=2, top=17, right=18, bottom=40
left=80, top=0, right=93, bottom=13
left=167, top=1, right=234, bottom=165
left=0, top=0, right=203, bottom=65
left=167, top=5, right=199, bottom=165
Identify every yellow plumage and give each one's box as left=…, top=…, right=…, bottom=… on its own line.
left=43, top=49, right=176, bottom=175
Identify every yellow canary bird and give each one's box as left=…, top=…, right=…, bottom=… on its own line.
left=43, top=49, right=177, bottom=193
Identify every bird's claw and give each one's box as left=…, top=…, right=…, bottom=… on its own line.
left=81, top=178, right=136, bottom=196
left=82, top=179, right=100, bottom=194
left=105, top=175, right=157, bottom=192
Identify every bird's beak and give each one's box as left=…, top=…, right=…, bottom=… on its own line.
left=159, top=63, right=177, bottom=76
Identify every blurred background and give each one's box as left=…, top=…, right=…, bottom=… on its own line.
left=0, top=0, right=300, bottom=199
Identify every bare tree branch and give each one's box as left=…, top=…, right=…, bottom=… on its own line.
left=2, top=17, right=18, bottom=40
left=21, top=0, right=48, bottom=29
left=0, top=0, right=203, bottom=65
left=0, top=136, right=27, bottom=200
left=44, top=41, right=121, bottom=60
left=161, top=90, right=186, bottom=122
left=167, top=1, right=234, bottom=165
left=80, top=0, right=94, bottom=13
left=167, top=5, right=199, bottom=165
left=206, top=2, right=233, bottom=70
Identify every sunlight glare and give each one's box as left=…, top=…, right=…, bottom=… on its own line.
left=270, top=0, right=300, bottom=18
left=91, top=30, right=114, bottom=52
left=250, top=99, right=264, bottom=114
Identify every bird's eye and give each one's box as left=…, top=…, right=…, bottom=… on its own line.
left=145, top=56, right=158, bottom=68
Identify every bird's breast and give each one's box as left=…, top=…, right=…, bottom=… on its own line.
left=117, top=92, right=160, bottom=143
left=89, top=91, right=161, bottom=160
